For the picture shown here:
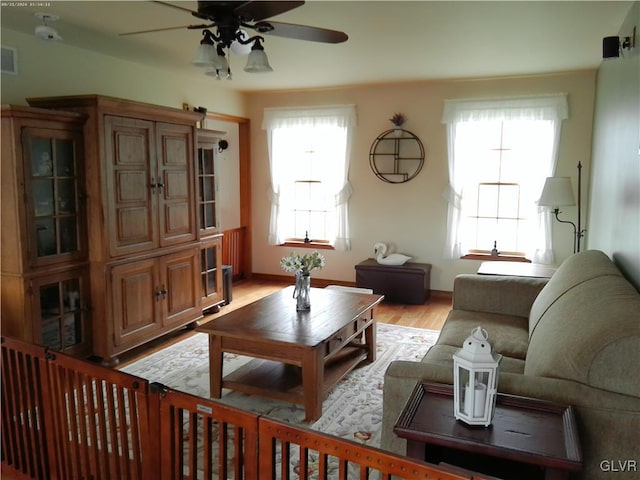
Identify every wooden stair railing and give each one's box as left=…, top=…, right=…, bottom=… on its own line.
left=258, top=417, right=470, bottom=480
left=1, top=338, right=52, bottom=479
left=1, top=336, right=472, bottom=480
left=45, top=346, right=152, bottom=479
left=149, top=383, right=259, bottom=479
left=1, top=336, right=153, bottom=480
left=222, top=226, right=247, bottom=281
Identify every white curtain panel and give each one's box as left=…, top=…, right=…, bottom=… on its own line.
left=263, top=105, right=357, bottom=250
left=441, top=94, right=568, bottom=263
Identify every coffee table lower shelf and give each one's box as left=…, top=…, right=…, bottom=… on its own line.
left=222, top=345, right=369, bottom=407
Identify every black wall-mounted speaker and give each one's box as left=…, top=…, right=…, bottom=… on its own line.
left=602, top=36, right=620, bottom=59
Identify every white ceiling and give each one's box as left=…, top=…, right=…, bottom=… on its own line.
left=1, top=1, right=633, bottom=92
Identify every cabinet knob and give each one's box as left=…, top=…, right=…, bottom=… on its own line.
left=155, top=286, right=168, bottom=300
left=150, top=181, right=165, bottom=193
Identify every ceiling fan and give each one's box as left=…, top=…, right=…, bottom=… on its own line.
left=121, top=1, right=348, bottom=78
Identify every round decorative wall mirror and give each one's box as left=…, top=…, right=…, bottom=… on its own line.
left=369, top=129, right=425, bottom=183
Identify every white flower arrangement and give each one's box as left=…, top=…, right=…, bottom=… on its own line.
left=280, top=250, right=325, bottom=276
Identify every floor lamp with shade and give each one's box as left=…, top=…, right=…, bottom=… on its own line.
left=538, top=162, right=586, bottom=253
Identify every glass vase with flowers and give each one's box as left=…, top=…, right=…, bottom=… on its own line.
left=280, top=251, right=325, bottom=311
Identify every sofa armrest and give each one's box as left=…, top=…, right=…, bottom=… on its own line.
left=452, top=274, right=548, bottom=318
left=497, top=373, right=640, bottom=480
left=381, top=360, right=455, bottom=455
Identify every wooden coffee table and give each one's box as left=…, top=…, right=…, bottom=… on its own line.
left=197, top=286, right=384, bottom=421
left=394, top=382, right=582, bottom=480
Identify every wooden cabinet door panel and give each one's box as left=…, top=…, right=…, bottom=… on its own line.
left=161, top=248, right=199, bottom=327
left=105, top=116, right=157, bottom=257
left=111, top=259, right=161, bottom=348
left=157, top=123, right=196, bottom=247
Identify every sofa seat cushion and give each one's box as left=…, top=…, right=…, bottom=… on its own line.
left=424, top=344, right=526, bottom=374
left=436, top=309, right=529, bottom=360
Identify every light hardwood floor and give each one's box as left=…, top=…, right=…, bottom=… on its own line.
left=223, top=279, right=451, bottom=329
left=117, top=279, right=451, bottom=367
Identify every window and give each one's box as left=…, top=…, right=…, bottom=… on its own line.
left=272, top=125, right=346, bottom=243
left=442, top=95, right=568, bottom=264
left=263, top=105, right=356, bottom=250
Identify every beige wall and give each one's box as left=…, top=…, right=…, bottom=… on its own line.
left=246, top=71, right=597, bottom=291
left=1, top=29, right=246, bottom=116
left=588, top=2, right=640, bottom=290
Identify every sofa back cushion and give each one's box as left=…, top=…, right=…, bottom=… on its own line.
left=528, top=250, right=622, bottom=338
left=453, top=274, right=548, bottom=319
left=525, top=251, right=640, bottom=397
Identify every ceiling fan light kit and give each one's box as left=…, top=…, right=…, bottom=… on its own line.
left=34, top=13, right=62, bottom=42
left=125, top=1, right=347, bottom=80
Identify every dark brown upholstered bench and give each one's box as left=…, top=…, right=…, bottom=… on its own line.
left=355, top=259, right=431, bottom=304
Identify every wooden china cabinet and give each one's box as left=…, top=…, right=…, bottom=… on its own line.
left=25, top=95, right=218, bottom=364
left=1, top=106, right=92, bottom=357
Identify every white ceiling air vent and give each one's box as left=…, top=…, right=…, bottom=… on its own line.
left=1, top=46, right=18, bottom=75
left=34, top=13, right=62, bottom=42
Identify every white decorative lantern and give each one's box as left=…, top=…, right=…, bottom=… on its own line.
left=453, top=326, right=502, bottom=426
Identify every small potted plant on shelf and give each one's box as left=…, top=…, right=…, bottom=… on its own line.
left=389, top=112, right=406, bottom=136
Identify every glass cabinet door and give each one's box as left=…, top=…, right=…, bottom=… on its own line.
left=32, top=269, right=90, bottom=356
left=25, top=128, right=85, bottom=266
left=200, top=236, right=222, bottom=311
left=197, top=132, right=220, bottom=236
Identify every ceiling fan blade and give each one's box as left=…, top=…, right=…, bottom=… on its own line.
left=153, top=1, right=199, bottom=15
left=255, top=21, right=348, bottom=44
left=119, top=24, right=212, bottom=36
left=234, top=1, right=305, bottom=22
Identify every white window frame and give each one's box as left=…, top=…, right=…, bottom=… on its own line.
left=442, top=94, right=568, bottom=264
left=263, top=105, right=357, bottom=251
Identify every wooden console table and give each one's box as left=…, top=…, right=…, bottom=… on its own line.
left=197, top=286, right=383, bottom=421
left=394, top=382, right=582, bottom=480
left=477, top=261, right=556, bottom=279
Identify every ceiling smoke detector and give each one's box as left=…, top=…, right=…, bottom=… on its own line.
left=34, top=13, right=62, bottom=41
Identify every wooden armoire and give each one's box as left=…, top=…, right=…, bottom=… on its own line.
left=2, top=95, right=225, bottom=364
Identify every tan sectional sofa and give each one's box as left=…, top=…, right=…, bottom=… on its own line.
left=381, top=250, right=640, bottom=479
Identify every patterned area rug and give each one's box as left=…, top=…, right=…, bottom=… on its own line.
left=120, top=323, right=439, bottom=449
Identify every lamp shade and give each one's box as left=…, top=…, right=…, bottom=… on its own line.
left=538, top=177, right=575, bottom=207
left=193, top=43, right=217, bottom=67
left=230, top=29, right=252, bottom=55
left=244, top=39, right=273, bottom=73
left=244, top=49, right=273, bottom=73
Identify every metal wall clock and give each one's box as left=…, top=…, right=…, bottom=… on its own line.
left=369, top=129, right=425, bottom=183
